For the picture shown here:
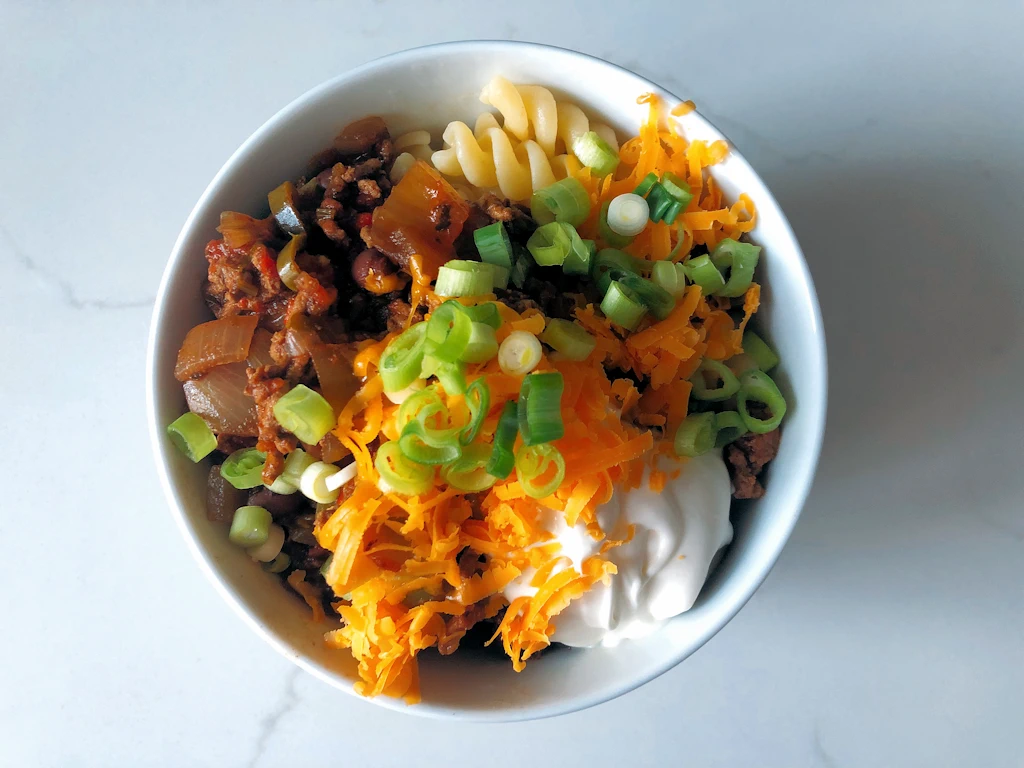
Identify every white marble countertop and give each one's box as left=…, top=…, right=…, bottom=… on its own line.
left=3, top=2, right=1022, bottom=766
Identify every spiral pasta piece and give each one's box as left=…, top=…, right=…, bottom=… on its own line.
left=391, top=130, right=435, bottom=183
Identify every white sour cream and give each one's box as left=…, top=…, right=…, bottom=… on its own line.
left=502, top=452, right=733, bottom=648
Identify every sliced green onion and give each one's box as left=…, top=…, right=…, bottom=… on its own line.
left=435, top=260, right=495, bottom=297
left=485, top=262, right=510, bottom=290
left=166, top=412, right=217, bottom=462
left=375, top=440, right=434, bottom=496
left=400, top=420, right=462, bottom=465
left=540, top=318, right=596, bottom=361
left=527, top=221, right=572, bottom=267
left=319, top=554, right=333, bottom=577
left=498, top=330, right=543, bottom=376
left=592, top=248, right=642, bottom=294
left=660, top=172, right=693, bottom=207
left=515, top=443, right=566, bottom=499
left=273, top=384, right=335, bottom=445
left=607, top=269, right=675, bottom=320
left=383, top=378, right=427, bottom=406
left=646, top=183, right=673, bottom=222
left=380, top=322, right=428, bottom=393
left=299, top=460, right=341, bottom=504
left=713, top=410, right=749, bottom=448
left=262, top=552, right=291, bottom=573
left=601, top=280, right=648, bottom=330
left=486, top=401, right=519, bottom=480
left=221, top=448, right=267, bottom=490
left=464, top=301, right=502, bottom=329
left=661, top=200, right=685, bottom=226
left=396, top=385, right=448, bottom=435
left=441, top=442, right=497, bottom=492
left=530, top=177, right=591, bottom=227
left=432, top=359, right=467, bottom=395
left=267, top=448, right=316, bottom=494
left=598, top=200, right=635, bottom=248
left=462, top=322, right=499, bottom=363
left=606, top=193, right=650, bottom=237
left=276, top=232, right=307, bottom=291
left=573, top=131, right=620, bottom=177
left=247, top=523, right=285, bottom=562
left=742, top=330, right=779, bottom=372
left=674, top=413, right=716, bottom=458
left=426, top=300, right=473, bottom=363
left=737, top=370, right=787, bottom=433
left=561, top=224, right=593, bottom=275
left=473, top=221, right=514, bottom=269
left=633, top=172, right=659, bottom=197
left=690, top=358, right=741, bottom=401
left=652, top=260, right=688, bottom=299
left=510, top=247, right=533, bottom=289
left=460, top=378, right=491, bottom=445
left=726, top=353, right=760, bottom=377
left=711, top=238, right=761, bottom=297
left=683, top=254, right=726, bottom=296
left=517, top=371, right=564, bottom=446
left=228, top=505, right=272, bottom=547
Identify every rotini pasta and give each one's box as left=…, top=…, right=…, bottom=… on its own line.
left=429, top=76, right=620, bottom=200
left=391, top=130, right=434, bottom=183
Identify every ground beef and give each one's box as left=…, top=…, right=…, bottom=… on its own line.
left=438, top=600, right=489, bottom=656
left=245, top=366, right=299, bottom=483
left=204, top=240, right=285, bottom=320
left=479, top=193, right=536, bottom=241
left=457, top=548, right=485, bottom=579
left=497, top=277, right=583, bottom=321
left=726, top=429, right=781, bottom=499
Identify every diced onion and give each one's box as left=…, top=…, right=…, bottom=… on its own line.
left=299, top=461, right=342, bottom=504
left=498, top=330, right=543, bottom=376
left=606, top=194, right=650, bottom=237
left=247, top=524, right=285, bottom=562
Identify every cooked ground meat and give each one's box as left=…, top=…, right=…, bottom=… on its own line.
left=726, top=429, right=781, bottom=499
left=438, top=600, right=489, bottom=656
left=245, top=367, right=299, bottom=483
left=479, top=192, right=536, bottom=241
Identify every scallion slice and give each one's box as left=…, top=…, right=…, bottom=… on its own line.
left=462, top=322, right=499, bottom=363
left=539, top=318, right=596, bottom=361
left=660, top=172, right=693, bottom=207
left=690, top=359, right=741, bottom=401
left=498, top=330, right=543, bottom=376
left=262, top=552, right=291, bottom=573
left=267, top=448, right=316, bottom=494
left=598, top=200, right=635, bottom=248
left=441, top=443, right=497, bottom=492
left=527, top=221, right=572, bottom=267
left=592, top=248, right=643, bottom=294
left=299, top=460, right=341, bottom=504
left=652, top=260, right=688, bottom=299
left=473, top=221, right=514, bottom=269
left=742, top=330, right=779, bottom=372
left=228, top=505, right=273, bottom=548
left=432, top=359, right=467, bottom=395
left=400, top=420, right=462, bottom=465
left=426, top=300, right=473, bottom=363
left=247, top=524, right=286, bottom=563
left=601, top=280, right=648, bottom=330
left=221, top=448, right=268, bottom=490
left=737, top=370, right=787, bottom=434
left=517, top=371, right=564, bottom=446
left=606, top=269, right=676, bottom=320
left=674, top=413, right=716, bottom=458
left=460, top=378, right=491, bottom=445
left=711, top=238, right=761, bottom=297
left=633, top=172, right=659, bottom=197
left=510, top=247, right=533, bottom=289
left=515, top=443, right=566, bottom=499
left=606, top=193, right=650, bottom=237
left=713, top=410, right=749, bottom=448
left=573, top=131, right=620, bottom=177
left=272, top=384, right=335, bottom=445
left=380, top=322, right=428, bottom=393
left=435, top=260, right=495, bottom=297
left=485, top=401, right=519, bottom=480
left=683, top=254, right=726, bottom=296
left=166, top=412, right=217, bottom=462
left=561, top=225, right=594, bottom=276
left=374, top=440, right=434, bottom=496
left=646, top=183, right=673, bottom=222
left=464, top=302, right=502, bottom=329
left=530, top=177, right=591, bottom=227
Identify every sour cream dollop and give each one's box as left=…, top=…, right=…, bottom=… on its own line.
left=502, top=452, right=733, bottom=648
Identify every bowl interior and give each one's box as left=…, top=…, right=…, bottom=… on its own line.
left=147, top=41, right=826, bottom=721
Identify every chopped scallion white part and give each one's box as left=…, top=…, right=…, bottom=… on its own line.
left=384, top=378, right=426, bottom=405
left=325, top=461, right=358, bottom=492
left=498, top=330, right=543, bottom=376
left=606, top=193, right=650, bottom=237
left=247, top=524, right=285, bottom=563
left=299, top=461, right=341, bottom=504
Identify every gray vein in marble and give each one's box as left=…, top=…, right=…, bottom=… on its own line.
left=0, top=222, right=154, bottom=311
left=245, top=667, right=300, bottom=768
left=814, top=724, right=838, bottom=768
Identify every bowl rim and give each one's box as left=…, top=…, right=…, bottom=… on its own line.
left=146, top=39, right=828, bottom=722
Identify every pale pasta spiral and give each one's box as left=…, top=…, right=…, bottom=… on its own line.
left=430, top=76, right=619, bottom=200
left=391, top=130, right=434, bottom=183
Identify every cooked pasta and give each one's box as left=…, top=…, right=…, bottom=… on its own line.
left=430, top=76, right=620, bottom=200
left=391, top=130, right=434, bottom=183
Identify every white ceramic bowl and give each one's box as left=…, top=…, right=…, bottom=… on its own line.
left=146, top=41, right=826, bottom=721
